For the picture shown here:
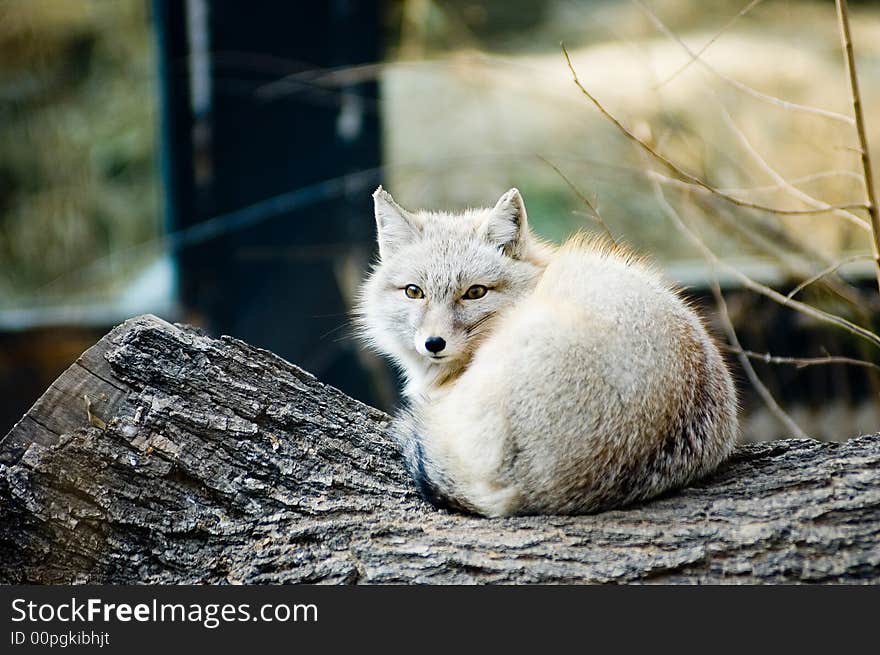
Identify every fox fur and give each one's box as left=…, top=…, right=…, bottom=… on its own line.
left=356, top=186, right=738, bottom=517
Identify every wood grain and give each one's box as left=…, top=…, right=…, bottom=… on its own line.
left=1, top=315, right=878, bottom=583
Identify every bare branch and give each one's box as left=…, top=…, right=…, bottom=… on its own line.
left=718, top=104, right=870, bottom=231
left=710, top=278, right=807, bottom=438
left=561, top=44, right=868, bottom=217
left=685, top=194, right=866, bottom=308
left=639, top=169, right=869, bottom=308
left=720, top=345, right=880, bottom=372
left=654, top=0, right=765, bottom=89
left=716, top=170, right=865, bottom=195
left=786, top=253, right=873, bottom=300
left=836, top=0, right=880, bottom=293
left=647, top=171, right=880, bottom=350
left=537, top=155, right=618, bottom=244
left=633, top=0, right=855, bottom=126
left=645, top=168, right=866, bottom=206
left=696, top=195, right=870, bottom=310
left=636, top=166, right=870, bottom=309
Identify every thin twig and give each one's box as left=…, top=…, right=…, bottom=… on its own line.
left=644, top=168, right=865, bottom=216
left=836, top=0, right=880, bottom=293
left=687, top=194, right=864, bottom=307
left=654, top=0, right=765, bottom=89
left=535, top=153, right=863, bottom=193
left=648, top=172, right=880, bottom=350
left=716, top=169, right=865, bottom=195
left=710, top=278, right=807, bottom=438
left=786, top=253, right=873, bottom=300
left=718, top=103, right=870, bottom=231
left=692, top=196, right=880, bottom=408
left=643, top=167, right=869, bottom=307
left=562, top=43, right=868, bottom=217
left=638, top=165, right=870, bottom=310
left=695, top=194, right=869, bottom=310
left=720, top=345, right=880, bottom=372
left=537, top=155, right=618, bottom=244
left=633, top=0, right=855, bottom=126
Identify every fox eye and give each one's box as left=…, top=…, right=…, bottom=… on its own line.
left=463, top=285, right=488, bottom=300
left=404, top=284, right=424, bottom=299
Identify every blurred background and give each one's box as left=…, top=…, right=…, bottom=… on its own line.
left=2, top=0, right=879, bottom=442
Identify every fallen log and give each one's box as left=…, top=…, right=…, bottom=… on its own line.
left=1, top=314, right=878, bottom=583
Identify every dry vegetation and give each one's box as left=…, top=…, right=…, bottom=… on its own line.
left=0, top=1, right=159, bottom=308
left=384, top=1, right=880, bottom=265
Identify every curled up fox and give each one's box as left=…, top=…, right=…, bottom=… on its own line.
left=356, top=186, right=738, bottom=517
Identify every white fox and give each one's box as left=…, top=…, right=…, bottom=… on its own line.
left=356, top=186, right=738, bottom=517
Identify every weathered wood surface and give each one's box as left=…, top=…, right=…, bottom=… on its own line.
left=1, top=314, right=878, bottom=584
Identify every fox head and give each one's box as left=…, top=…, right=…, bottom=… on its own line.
left=356, top=186, right=548, bottom=395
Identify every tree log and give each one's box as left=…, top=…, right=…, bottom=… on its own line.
left=1, top=314, right=878, bottom=584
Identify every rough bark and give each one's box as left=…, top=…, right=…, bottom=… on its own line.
left=1, top=314, right=878, bottom=584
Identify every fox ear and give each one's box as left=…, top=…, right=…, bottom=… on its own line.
left=483, top=188, right=528, bottom=258
left=373, top=186, right=420, bottom=259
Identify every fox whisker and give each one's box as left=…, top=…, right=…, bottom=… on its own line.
left=466, top=313, right=496, bottom=336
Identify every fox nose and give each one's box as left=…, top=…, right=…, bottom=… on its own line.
left=424, top=336, right=446, bottom=354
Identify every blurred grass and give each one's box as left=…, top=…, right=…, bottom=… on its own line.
left=0, top=0, right=159, bottom=308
